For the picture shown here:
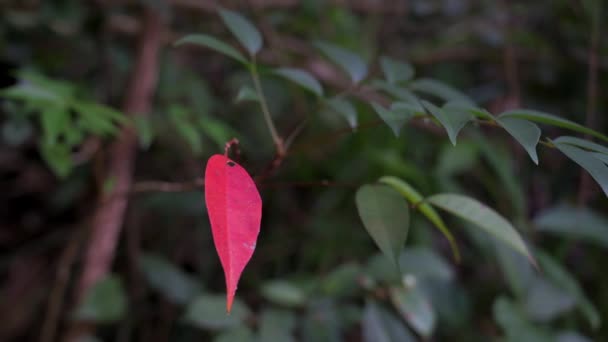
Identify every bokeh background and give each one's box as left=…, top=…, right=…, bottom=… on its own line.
left=1, top=0, right=607, bottom=341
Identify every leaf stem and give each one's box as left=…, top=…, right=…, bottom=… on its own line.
left=250, top=61, right=285, bottom=156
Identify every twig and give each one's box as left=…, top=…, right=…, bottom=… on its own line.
left=250, top=61, right=286, bottom=156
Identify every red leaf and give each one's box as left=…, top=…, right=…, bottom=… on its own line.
left=204, top=154, right=262, bottom=313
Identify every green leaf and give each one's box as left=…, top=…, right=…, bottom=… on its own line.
left=362, top=300, right=416, bottom=342
left=326, top=97, right=358, bottom=129
left=370, top=102, right=415, bottom=137
left=169, top=105, right=202, bottom=154
left=427, top=193, right=535, bottom=265
left=553, top=136, right=608, bottom=155
left=370, top=80, right=423, bottom=111
left=534, top=205, right=608, bottom=249
left=409, top=78, right=474, bottom=105
left=379, top=176, right=460, bottom=261
left=495, top=244, right=534, bottom=298
left=184, top=294, right=250, bottom=330
left=554, top=142, right=608, bottom=196
left=500, top=109, right=608, bottom=142
left=497, top=117, right=541, bottom=164
left=76, top=102, right=127, bottom=124
left=258, top=309, right=296, bottom=342
left=273, top=68, right=323, bottom=96
left=139, top=254, right=201, bottom=305
left=421, top=100, right=471, bottom=146
left=524, top=277, right=576, bottom=322
left=356, top=184, right=410, bottom=271
left=235, top=85, right=260, bottom=103
left=321, top=263, right=362, bottom=297
left=74, top=274, right=126, bottom=323
left=556, top=331, right=593, bottom=342
left=40, top=106, right=69, bottom=145
left=218, top=9, right=263, bottom=56
left=214, top=326, right=254, bottom=342
left=399, top=247, right=454, bottom=282
left=493, top=297, right=553, bottom=342
left=315, top=41, right=367, bottom=84
left=380, top=56, right=414, bottom=84
left=40, top=142, right=72, bottom=178
left=175, top=34, right=247, bottom=64
left=390, top=286, right=436, bottom=337
left=260, top=280, right=306, bottom=307
left=536, top=251, right=600, bottom=329
left=590, top=152, right=608, bottom=164
left=0, top=82, right=60, bottom=103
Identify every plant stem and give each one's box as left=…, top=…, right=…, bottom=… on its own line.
left=250, top=62, right=285, bottom=156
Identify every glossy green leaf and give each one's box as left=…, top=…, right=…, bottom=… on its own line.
left=175, top=34, right=247, bottom=64
left=497, top=117, right=541, bottom=164
left=260, top=280, right=306, bottom=307
left=379, top=176, right=460, bottom=261
left=370, top=102, right=415, bottom=137
left=74, top=274, right=126, bottom=323
left=390, top=286, right=436, bottom=337
left=139, top=254, right=200, bottom=305
left=315, top=41, right=367, bottom=83
left=535, top=205, right=608, bottom=249
left=235, top=85, right=260, bottom=103
left=183, top=294, right=250, bottom=330
left=380, top=56, right=414, bottom=84
left=590, top=152, right=608, bottom=164
left=370, top=80, right=423, bottom=111
left=500, top=109, right=608, bottom=142
left=326, top=97, right=357, bottom=128
left=356, top=184, right=410, bottom=271
left=422, top=100, right=471, bottom=146
left=273, top=68, right=323, bottom=96
left=554, top=142, right=608, bottom=196
left=410, top=78, right=474, bottom=105
left=218, top=9, right=262, bottom=55
left=427, top=193, right=535, bottom=265
left=537, top=251, right=600, bottom=329
left=553, top=136, right=608, bottom=155
left=362, top=300, right=416, bottom=342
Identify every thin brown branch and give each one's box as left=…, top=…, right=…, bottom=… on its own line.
left=132, top=178, right=204, bottom=193
left=66, top=9, right=164, bottom=341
